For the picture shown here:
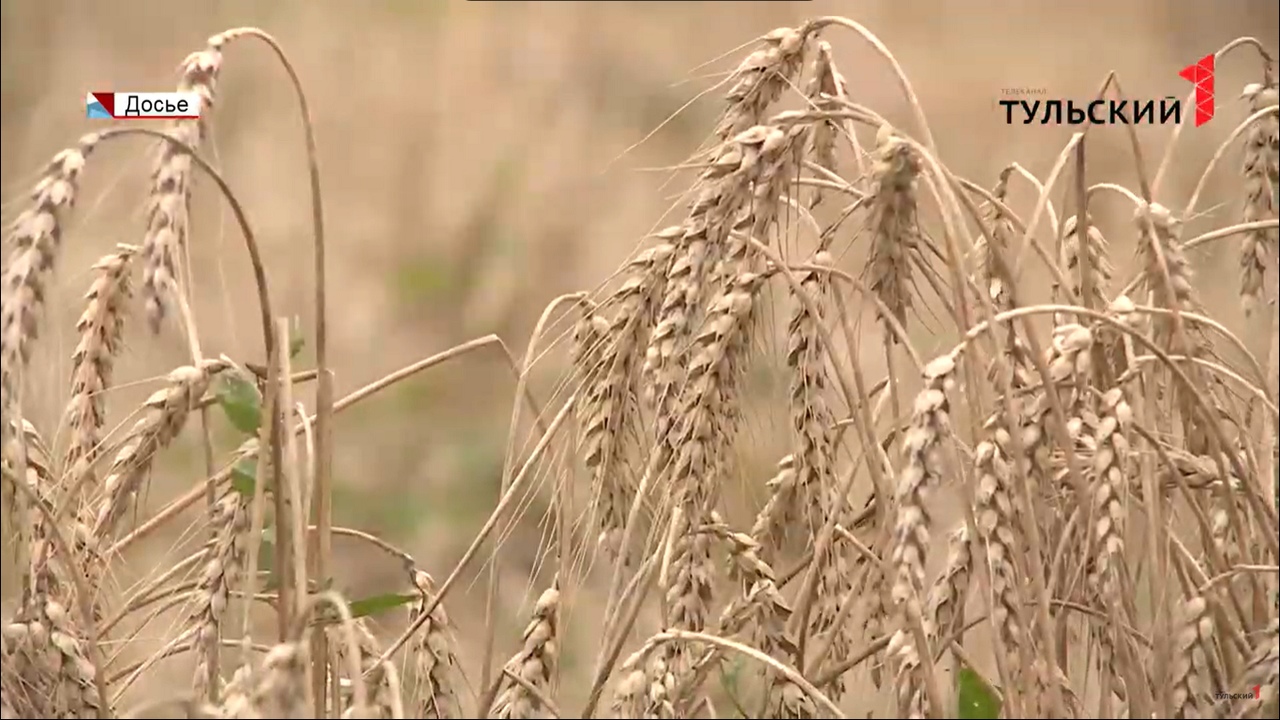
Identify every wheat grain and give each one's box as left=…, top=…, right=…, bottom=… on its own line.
left=891, top=354, right=956, bottom=610
left=2, top=15, right=1277, bottom=720
left=643, top=141, right=757, bottom=448
left=885, top=628, right=927, bottom=720
left=1135, top=202, right=1200, bottom=342
left=782, top=246, right=853, bottom=699
left=43, top=598, right=101, bottom=719
left=1222, top=618, right=1278, bottom=719
left=712, top=124, right=809, bottom=287
left=1134, top=201, right=1216, bottom=457
left=216, top=662, right=257, bottom=717
left=711, top=521, right=810, bottom=719
left=1087, top=387, right=1133, bottom=713
left=643, top=33, right=807, bottom=440
left=749, top=455, right=799, bottom=562
left=662, top=270, right=769, bottom=689
left=805, top=41, right=848, bottom=202
left=974, top=168, right=1015, bottom=312
left=610, top=647, right=673, bottom=720
left=2, top=594, right=101, bottom=719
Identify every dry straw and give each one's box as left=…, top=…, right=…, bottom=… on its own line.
left=2, top=14, right=1278, bottom=720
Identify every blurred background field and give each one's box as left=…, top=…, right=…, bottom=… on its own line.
left=2, top=0, right=1277, bottom=714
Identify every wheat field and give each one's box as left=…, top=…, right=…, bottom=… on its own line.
left=1, top=2, right=1278, bottom=718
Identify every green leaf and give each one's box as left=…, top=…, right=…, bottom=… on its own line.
left=348, top=592, right=418, bottom=619
left=230, top=457, right=257, bottom=495
left=216, top=372, right=262, bottom=435
left=956, top=667, right=1001, bottom=719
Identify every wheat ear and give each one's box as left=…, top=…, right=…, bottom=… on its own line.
left=142, top=39, right=224, bottom=333
left=63, top=246, right=136, bottom=502
left=867, top=124, right=922, bottom=340
left=579, top=241, right=673, bottom=557
left=1239, top=82, right=1279, bottom=315
left=1058, top=213, right=1113, bottom=316
left=1170, top=595, right=1214, bottom=718
left=190, top=489, right=250, bottom=703
left=714, top=522, right=811, bottom=719
left=89, top=358, right=229, bottom=538
left=409, top=570, right=461, bottom=719
left=888, top=353, right=957, bottom=718
left=329, top=619, right=404, bottom=719
left=242, top=642, right=310, bottom=718
left=491, top=583, right=560, bottom=719
left=1, top=135, right=99, bottom=437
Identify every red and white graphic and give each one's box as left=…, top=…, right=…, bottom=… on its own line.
left=1178, top=53, right=1215, bottom=127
